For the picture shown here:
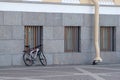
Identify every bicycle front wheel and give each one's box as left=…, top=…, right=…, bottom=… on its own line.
left=38, top=52, right=47, bottom=66
left=23, top=53, right=33, bottom=66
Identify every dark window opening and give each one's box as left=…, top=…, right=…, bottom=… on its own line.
left=24, top=26, right=43, bottom=51
left=64, top=26, right=80, bottom=52
left=100, top=27, right=116, bottom=51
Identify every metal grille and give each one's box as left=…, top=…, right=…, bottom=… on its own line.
left=99, top=0, right=114, bottom=5
left=62, top=0, right=80, bottom=3
left=24, top=26, right=43, bottom=48
left=100, top=27, right=115, bottom=51
left=64, top=26, right=80, bottom=52
left=23, top=0, right=43, bottom=1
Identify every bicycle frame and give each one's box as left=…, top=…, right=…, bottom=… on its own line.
left=30, top=48, right=39, bottom=60
left=23, top=45, right=47, bottom=66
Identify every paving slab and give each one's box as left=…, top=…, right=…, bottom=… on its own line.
left=0, top=64, right=120, bottom=80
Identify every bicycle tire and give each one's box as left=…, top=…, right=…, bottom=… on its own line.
left=23, top=53, right=33, bottom=66
left=38, top=51, right=47, bottom=66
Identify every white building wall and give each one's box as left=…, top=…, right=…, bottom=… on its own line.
left=0, top=2, right=120, bottom=15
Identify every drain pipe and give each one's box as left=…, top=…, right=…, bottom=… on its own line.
left=92, top=0, right=102, bottom=65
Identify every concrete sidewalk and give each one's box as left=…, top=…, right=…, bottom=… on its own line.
left=0, top=64, right=120, bottom=80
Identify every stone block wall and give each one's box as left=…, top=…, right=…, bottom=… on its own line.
left=0, top=11, right=24, bottom=66
left=0, top=11, right=120, bottom=66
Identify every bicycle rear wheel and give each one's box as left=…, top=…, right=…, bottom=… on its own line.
left=23, top=53, right=33, bottom=66
left=38, top=51, right=47, bottom=66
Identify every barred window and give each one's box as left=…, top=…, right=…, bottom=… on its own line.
left=64, top=26, right=80, bottom=52
left=100, top=27, right=115, bottom=51
left=24, top=26, right=43, bottom=49
left=99, top=0, right=114, bottom=5
left=23, top=0, right=42, bottom=1
left=62, top=0, right=80, bottom=4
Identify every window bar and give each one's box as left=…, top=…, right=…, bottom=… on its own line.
left=38, top=27, right=40, bottom=45
left=78, top=27, right=79, bottom=52
left=33, top=26, right=35, bottom=47
left=25, top=26, right=27, bottom=46
left=64, top=27, right=67, bottom=52
left=36, top=27, right=38, bottom=46
left=28, top=26, right=31, bottom=48
left=108, top=28, right=111, bottom=51
left=35, top=26, right=37, bottom=46
left=31, top=26, right=33, bottom=48
left=40, top=27, right=43, bottom=51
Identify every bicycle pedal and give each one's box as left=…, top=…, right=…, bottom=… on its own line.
left=32, top=61, right=35, bottom=64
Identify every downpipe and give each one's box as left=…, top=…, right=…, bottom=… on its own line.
left=92, top=0, right=102, bottom=65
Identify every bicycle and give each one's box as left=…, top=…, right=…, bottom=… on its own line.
left=23, top=45, right=47, bottom=66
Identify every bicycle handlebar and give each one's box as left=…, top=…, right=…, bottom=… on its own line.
left=23, top=44, right=42, bottom=52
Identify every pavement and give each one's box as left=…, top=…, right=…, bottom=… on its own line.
left=0, top=64, right=120, bottom=80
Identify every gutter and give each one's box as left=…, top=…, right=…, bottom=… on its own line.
left=92, top=0, right=102, bottom=65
